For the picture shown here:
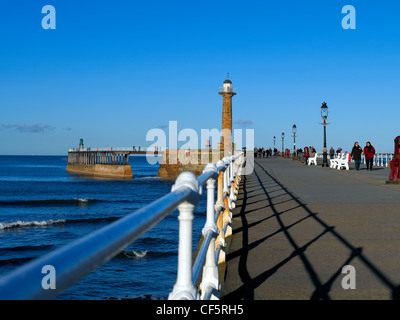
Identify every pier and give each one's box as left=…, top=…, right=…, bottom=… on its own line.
left=66, top=148, right=161, bottom=178
left=220, top=156, right=400, bottom=299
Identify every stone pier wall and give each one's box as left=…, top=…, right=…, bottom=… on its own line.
left=66, top=163, right=133, bottom=179
left=66, top=150, right=133, bottom=178
left=157, top=149, right=226, bottom=179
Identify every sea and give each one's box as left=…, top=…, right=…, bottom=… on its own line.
left=0, top=155, right=207, bottom=300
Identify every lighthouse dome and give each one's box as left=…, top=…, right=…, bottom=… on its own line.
left=223, top=78, right=232, bottom=92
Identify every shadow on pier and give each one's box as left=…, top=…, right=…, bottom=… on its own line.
left=221, top=159, right=400, bottom=300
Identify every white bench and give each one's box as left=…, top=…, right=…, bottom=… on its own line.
left=330, top=153, right=343, bottom=169
left=336, top=153, right=350, bottom=170
left=307, top=153, right=318, bottom=165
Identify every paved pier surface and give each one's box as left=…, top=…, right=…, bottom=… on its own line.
left=220, top=157, right=400, bottom=300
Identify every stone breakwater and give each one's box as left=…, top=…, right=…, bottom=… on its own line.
left=66, top=163, right=133, bottom=178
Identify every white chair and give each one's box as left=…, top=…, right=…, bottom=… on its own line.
left=329, top=154, right=338, bottom=169
left=330, top=153, right=343, bottom=169
left=307, top=153, right=318, bottom=165
left=337, top=153, right=350, bottom=170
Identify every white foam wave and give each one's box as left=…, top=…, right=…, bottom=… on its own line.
left=74, top=198, right=91, bottom=202
left=124, top=250, right=148, bottom=259
left=0, top=219, right=66, bottom=230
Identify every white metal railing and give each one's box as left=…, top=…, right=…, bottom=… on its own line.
left=218, top=87, right=236, bottom=94
left=0, top=153, right=244, bottom=300
left=315, top=152, right=393, bottom=167
left=365, top=153, right=393, bottom=167
left=346, top=153, right=393, bottom=167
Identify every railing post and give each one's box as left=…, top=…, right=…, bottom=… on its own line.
left=200, top=163, right=220, bottom=299
left=169, top=172, right=201, bottom=300
left=223, top=158, right=232, bottom=238
left=202, top=164, right=219, bottom=235
left=230, top=157, right=238, bottom=208
left=215, top=158, right=230, bottom=264
left=215, top=160, right=224, bottom=211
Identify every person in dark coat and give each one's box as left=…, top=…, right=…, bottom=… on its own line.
left=351, top=142, right=362, bottom=170
left=329, top=147, right=335, bottom=159
left=363, top=141, right=376, bottom=171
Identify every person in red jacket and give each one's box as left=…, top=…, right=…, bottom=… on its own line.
left=363, top=141, right=376, bottom=171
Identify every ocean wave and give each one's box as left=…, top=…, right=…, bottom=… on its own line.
left=116, top=250, right=176, bottom=260
left=67, top=216, right=120, bottom=224
left=0, top=256, right=35, bottom=267
left=0, top=198, right=99, bottom=207
left=117, top=250, right=148, bottom=259
left=0, top=244, right=53, bottom=253
left=0, top=219, right=66, bottom=230
left=0, top=216, right=125, bottom=230
left=132, top=176, right=160, bottom=180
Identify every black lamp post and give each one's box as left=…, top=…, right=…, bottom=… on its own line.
left=273, top=136, right=276, bottom=149
left=320, top=102, right=330, bottom=167
left=292, top=124, right=297, bottom=158
left=281, top=132, right=285, bottom=155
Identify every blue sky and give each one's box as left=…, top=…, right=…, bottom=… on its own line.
left=1, top=0, right=400, bottom=155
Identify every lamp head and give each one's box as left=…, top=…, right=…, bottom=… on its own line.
left=321, top=102, right=328, bottom=119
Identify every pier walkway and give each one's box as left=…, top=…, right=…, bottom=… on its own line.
left=220, top=157, right=400, bottom=300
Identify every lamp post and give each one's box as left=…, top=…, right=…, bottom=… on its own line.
left=292, top=124, right=297, bottom=158
left=320, top=102, right=330, bottom=167
left=281, top=132, right=285, bottom=155
left=273, top=136, right=276, bottom=149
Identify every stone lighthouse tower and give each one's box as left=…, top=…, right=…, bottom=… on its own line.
left=218, top=74, right=236, bottom=155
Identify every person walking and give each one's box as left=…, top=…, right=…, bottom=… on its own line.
left=329, top=147, right=335, bottom=159
left=363, top=141, right=376, bottom=171
left=351, top=142, right=362, bottom=170
left=303, top=146, right=309, bottom=165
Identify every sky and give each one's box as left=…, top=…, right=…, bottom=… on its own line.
left=1, top=0, right=400, bottom=155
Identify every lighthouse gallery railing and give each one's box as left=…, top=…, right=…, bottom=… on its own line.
left=0, top=153, right=244, bottom=300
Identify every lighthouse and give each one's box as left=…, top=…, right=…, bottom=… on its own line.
left=218, top=74, right=236, bottom=155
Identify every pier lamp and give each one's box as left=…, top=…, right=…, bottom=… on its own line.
left=273, top=136, right=276, bottom=149
left=320, top=102, right=330, bottom=167
left=292, top=124, right=297, bottom=157
left=281, top=132, right=285, bottom=155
